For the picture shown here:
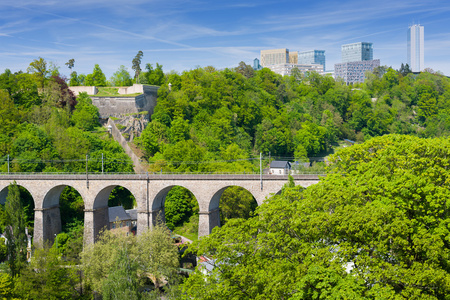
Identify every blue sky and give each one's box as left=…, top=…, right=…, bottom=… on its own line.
left=1, top=0, right=450, bottom=78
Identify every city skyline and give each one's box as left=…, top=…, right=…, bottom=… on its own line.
left=1, top=0, right=450, bottom=78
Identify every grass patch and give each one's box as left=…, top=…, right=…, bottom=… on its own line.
left=89, top=87, right=142, bottom=97
left=173, top=215, right=199, bottom=241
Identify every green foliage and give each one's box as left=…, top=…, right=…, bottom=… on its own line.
left=164, top=186, right=198, bottom=230
left=27, top=57, right=49, bottom=87
left=4, top=182, right=27, bottom=277
left=0, top=237, right=6, bottom=262
left=84, top=64, right=107, bottom=87
left=132, top=51, right=144, bottom=83
left=108, top=186, right=136, bottom=209
left=81, top=224, right=179, bottom=297
left=144, top=63, right=165, bottom=86
left=219, top=186, right=257, bottom=225
left=182, top=135, right=450, bottom=299
left=110, top=65, right=133, bottom=87
left=71, top=92, right=99, bottom=131
left=101, top=246, right=141, bottom=300
left=14, top=246, right=82, bottom=299
left=0, top=272, right=15, bottom=299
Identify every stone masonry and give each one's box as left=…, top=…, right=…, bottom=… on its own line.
left=69, top=84, right=159, bottom=119
left=0, top=174, right=320, bottom=244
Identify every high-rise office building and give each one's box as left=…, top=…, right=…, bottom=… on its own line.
left=335, top=42, right=379, bottom=84
left=260, top=49, right=289, bottom=66
left=407, top=24, right=424, bottom=72
left=341, top=42, right=373, bottom=63
left=298, top=50, right=326, bottom=71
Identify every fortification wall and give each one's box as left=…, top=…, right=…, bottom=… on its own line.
left=70, top=86, right=98, bottom=96
left=71, top=85, right=159, bottom=119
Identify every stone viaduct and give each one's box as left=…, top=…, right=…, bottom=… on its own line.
left=0, top=174, right=320, bottom=244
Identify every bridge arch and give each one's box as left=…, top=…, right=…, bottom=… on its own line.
left=0, top=184, right=36, bottom=241
left=86, top=183, right=142, bottom=243
left=148, top=185, right=200, bottom=229
left=39, top=184, right=85, bottom=244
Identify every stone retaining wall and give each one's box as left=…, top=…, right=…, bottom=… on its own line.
left=107, top=118, right=145, bottom=173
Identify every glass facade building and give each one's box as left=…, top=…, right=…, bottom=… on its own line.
left=298, top=50, right=326, bottom=71
left=407, top=24, right=424, bottom=72
left=341, top=42, right=373, bottom=63
left=334, top=59, right=380, bottom=84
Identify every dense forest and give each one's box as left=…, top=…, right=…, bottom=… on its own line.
left=1, top=57, right=450, bottom=298
left=137, top=63, right=450, bottom=173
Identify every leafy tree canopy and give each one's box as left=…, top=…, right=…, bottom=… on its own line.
left=182, top=135, right=450, bottom=299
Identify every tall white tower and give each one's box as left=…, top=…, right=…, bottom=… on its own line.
left=407, top=24, right=424, bottom=72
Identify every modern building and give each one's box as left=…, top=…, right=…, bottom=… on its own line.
left=266, top=63, right=324, bottom=76
left=260, top=49, right=298, bottom=67
left=334, top=59, right=380, bottom=84
left=341, top=42, right=373, bottom=63
left=260, top=49, right=289, bottom=66
left=335, top=42, right=379, bottom=84
left=253, top=58, right=262, bottom=70
left=298, top=50, right=326, bottom=71
left=407, top=24, right=424, bottom=72
left=289, top=51, right=298, bottom=64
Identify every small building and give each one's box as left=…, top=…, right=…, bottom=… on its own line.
left=269, top=161, right=291, bottom=175
left=109, top=206, right=134, bottom=235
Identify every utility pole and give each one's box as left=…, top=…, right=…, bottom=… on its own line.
left=260, top=152, right=263, bottom=191
left=86, top=154, right=89, bottom=189
left=101, top=153, right=104, bottom=174
left=7, top=154, right=9, bottom=173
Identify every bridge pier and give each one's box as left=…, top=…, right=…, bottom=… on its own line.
left=136, top=208, right=165, bottom=235
left=84, top=206, right=109, bottom=244
left=198, top=208, right=221, bottom=237
left=34, top=205, right=61, bottom=244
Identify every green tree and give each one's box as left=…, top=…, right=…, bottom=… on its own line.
left=219, top=186, right=257, bottom=224
left=4, top=182, right=27, bottom=277
left=0, top=90, right=20, bottom=137
left=71, top=92, right=99, bottom=131
left=164, top=186, right=198, bottom=230
left=81, top=224, right=179, bottom=296
left=235, top=61, right=254, bottom=79
left=136, top=223, right=180, bottom=289
left=145, top=63, right=165, bottom=86
left=132, top=51, right=144, bottom=83
left=27, top=57, right=49, bottom=87
left=182, top=135, right=450, bottom=299
left=101, top=246, right=140, bottom=300
left=65, top=58, right=75, bottom=70
left=109, top=65, right=133, bottom=87
left=14, top=246, right=82, bottom=299
left=84, top=64, right=107, bottom=86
